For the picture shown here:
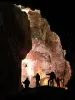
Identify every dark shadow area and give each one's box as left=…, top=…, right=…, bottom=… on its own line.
left=5, top=86, right=73, bottom=100
left=0, top=2, right=32, bottom=99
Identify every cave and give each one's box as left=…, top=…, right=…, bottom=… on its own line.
left=19, top=6, right=72, bottom=88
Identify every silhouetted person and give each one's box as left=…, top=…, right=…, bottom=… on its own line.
left=35, top=73, right=40, bottom=87
left=46, top=72, right=56, bottom=86
left=23, top=78, right=30, bottom=89
left=56, top=78, right=60, bottom=87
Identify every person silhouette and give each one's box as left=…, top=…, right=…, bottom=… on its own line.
left=35, top=73, right=40, bottom=87
left=56, top=78, right=60, bottom=87
left=23, top=78, right=30, bottom=89
left=46, top=72, right=56, bottom=87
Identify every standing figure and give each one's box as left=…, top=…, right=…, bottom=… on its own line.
left=23, top=78, right=30, bottom=89
left=46, top=72, right=56, bottom=87
left=35, top=73, right=40, bottom=87
left=56, top=78, right=60, bottom=87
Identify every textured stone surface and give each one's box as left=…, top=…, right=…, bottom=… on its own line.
left=21, top=8, right=71, bottom=87
left=0, top=3, right=32, bottom=95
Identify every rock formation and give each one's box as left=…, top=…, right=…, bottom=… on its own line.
left=21, top=8, right=71, bottom=88
left=0, top=3, right=32, bottom=96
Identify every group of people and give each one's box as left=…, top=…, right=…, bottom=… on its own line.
left=22, top=72, right=64, bottom=89
left=22, top=73, right=40, bottom=89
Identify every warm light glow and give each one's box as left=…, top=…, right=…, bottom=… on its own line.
left=43, top=78, right=48, bottom=85
left=65, top=87, right=68, bottom=90
left=22, top=58, right=28, bottom=64
left=21, top=8, right=31, bottom=14
left=22, top=58, right=36, bottom=81
left=54, top=79, right=57, bottom=87
left=60, top=80, right=64, bottom=88
left=40, top=77, right=49, bottom=86
left=40, top=73, right=46, bottom=79
left=21, top=58, right=68, bottom=88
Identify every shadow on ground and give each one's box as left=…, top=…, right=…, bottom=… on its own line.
left=4, top=86, right=75, bottom=100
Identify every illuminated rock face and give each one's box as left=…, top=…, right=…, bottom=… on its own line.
left=21, top=8, right=71, bottom=87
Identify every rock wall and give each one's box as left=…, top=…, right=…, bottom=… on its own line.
left=21, top=8, right=71, bottom=87
left=0, top=3, right=32, bottom=95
